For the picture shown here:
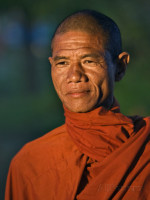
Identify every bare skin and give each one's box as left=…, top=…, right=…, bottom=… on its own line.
left=49, top=31, right=129, bottom=113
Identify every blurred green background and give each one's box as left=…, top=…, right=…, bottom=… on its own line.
left=0, top=0, right=150, bottom=199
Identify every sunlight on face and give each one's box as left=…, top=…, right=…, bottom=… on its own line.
left=49, top=31, right=116, bottom=112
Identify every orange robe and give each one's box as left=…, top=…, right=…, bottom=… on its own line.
left=5, top=104, right=150, bottom=200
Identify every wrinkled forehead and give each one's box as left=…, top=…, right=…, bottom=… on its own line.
left=51, top=31, right=108, bottom=55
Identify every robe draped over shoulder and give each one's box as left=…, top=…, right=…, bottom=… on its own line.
left=5, top=104, right=150, bottom=200
left=5, top=125, right=88, bottom=200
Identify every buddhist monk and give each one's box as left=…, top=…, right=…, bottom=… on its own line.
left=5, top=10, right=150, bottom=200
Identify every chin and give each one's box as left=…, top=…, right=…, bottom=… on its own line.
left=67, top=107, right=88, bottom=113
left=65, top=103, right=95, bottom=113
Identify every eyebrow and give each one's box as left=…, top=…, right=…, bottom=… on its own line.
left=53, top=56, right=70, bottom=61
left=80, top=53, right=101, bottom=59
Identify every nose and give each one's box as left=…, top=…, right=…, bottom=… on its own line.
left=67, top=62, right=88, bottom=83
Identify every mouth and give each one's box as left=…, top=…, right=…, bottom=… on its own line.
left=67, top=90, right=90, bottom=98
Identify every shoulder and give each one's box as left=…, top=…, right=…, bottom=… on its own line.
left=139, top=116, right=150, bottom=132
left=131, top=115, right=150, bottom=133
left=14, top=124, right=67, bottom=159
left=144, top=116, right=150, bottom=123
left=9, top=124, right=74, bottom=180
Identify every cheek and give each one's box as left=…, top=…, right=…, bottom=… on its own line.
left=51, top=70, right=66, bottom=97
left=51, top=70, right=60, bottom=93
left=89, top=70, right=105, bottom=90
left=100, top=74, right=114, bottom=100
left=90, top=70, right=111, bottom=100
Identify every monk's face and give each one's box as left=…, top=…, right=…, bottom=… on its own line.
left=49, top=31, right=116, bottom=112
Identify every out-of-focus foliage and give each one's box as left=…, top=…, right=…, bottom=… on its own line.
left=0, top=0, right=150, bottom=199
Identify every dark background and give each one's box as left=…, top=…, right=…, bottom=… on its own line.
left=1, top=0, right=150, bottom=199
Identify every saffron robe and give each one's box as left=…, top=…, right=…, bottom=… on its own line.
left=5, top=104, right=150, bottom=200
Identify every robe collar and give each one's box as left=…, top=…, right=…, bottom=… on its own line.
left=64, top=100, right=134, bottom=162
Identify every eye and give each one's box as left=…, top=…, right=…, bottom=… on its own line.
left=56, top=61, right=69, bottom=67
left=83, top=59, right=97, bottom=66
left=84, top=60, right=94, bottom=63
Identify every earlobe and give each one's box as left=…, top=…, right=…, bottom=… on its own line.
left=115, top=52, right=130, bottom=82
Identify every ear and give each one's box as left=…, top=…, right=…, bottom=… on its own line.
left=115, top=52, right=130, bottom=82
left=48, top=57, right=53, bottom=65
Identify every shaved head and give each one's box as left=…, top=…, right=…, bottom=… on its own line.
left=51, top=10, right=122, bottom=60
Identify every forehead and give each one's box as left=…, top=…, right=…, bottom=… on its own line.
left=52, top=31, right=106, bottom=56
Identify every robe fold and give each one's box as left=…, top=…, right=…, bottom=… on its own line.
left=5, top=103, right=150, bottom=200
